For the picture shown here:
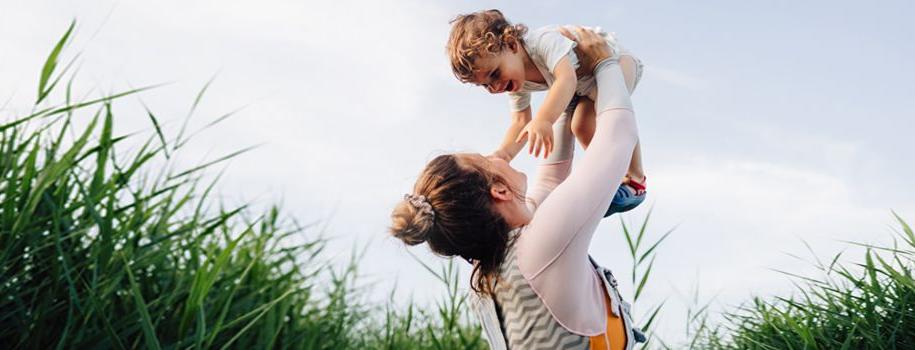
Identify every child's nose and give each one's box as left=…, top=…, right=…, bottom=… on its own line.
left=488, top=80, right=507, bottom=94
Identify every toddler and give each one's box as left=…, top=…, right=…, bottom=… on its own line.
left=446, top=9, right=648, bottom=216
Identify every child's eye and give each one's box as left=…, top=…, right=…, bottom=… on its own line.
left=490, top=69, right=500, bottom=80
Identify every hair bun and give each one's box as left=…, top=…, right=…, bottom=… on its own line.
left=389, top=197, right=435, bottom=246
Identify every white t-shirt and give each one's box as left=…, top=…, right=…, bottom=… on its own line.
left=508, top=25, right=627, bottom=112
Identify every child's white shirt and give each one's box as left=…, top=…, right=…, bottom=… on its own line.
left=508, top=25, right=628, bottom=112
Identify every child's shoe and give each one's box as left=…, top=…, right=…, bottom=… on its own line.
left=603, top=177, right=646, bottom=217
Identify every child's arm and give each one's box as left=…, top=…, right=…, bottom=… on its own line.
left=515, top=56, right=577, bottom=159
left=491, top=107, right=533, bottom=162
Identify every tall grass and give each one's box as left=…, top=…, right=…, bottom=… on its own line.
left=688, top=214, right=915, bottom=349
left=620, top=208, right=674, bottom=348
left=1, top=22, right=485, bottom=350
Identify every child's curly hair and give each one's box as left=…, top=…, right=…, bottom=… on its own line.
left=447, top=9, right=528, bottom=83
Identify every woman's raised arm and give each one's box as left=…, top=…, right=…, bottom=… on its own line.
left=515, top=27, right=640, bottom=335
left=523, top=27, right=616, bottom=213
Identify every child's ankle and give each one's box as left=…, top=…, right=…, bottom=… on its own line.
left=626, top=174, right=646, bottom=185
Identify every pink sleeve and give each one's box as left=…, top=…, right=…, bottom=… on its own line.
left=516, top=59, right=639, bottom=336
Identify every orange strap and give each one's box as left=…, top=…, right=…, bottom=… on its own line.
left=589, top=289, right=627, bottom=350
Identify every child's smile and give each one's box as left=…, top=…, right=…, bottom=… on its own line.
left=470, top=47, right=529, bottom=94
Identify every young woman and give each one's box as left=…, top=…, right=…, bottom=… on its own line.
left=390, top=27, right=646, bottom=350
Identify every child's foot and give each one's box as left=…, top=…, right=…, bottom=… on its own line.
left=603, top=177, right=647, bottom=218
left=623, top=174, right=647, bottom=195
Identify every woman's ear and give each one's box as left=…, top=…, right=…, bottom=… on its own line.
left=490, top=182, right=513, bottom=201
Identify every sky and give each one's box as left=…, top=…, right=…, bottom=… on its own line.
left=2, top=0, right=914, bottom=345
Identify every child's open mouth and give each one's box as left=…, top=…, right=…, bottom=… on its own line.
left=506, top=81, right=515, bottom=92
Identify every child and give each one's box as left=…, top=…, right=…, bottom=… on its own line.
left=446, top=9, right=647, bottom=216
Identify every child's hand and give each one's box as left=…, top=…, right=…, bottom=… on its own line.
left=515, top=119, right=554, bottom=159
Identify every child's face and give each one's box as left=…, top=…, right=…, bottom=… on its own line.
left=470, top=45, right=526, bottom=94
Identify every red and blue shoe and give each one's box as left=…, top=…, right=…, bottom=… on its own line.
left=604, top=177, right=646, bottom=218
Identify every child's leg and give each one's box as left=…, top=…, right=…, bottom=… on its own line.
left=604, top=54, right=648, bottom=218
left=578, top=55, right=646, bottom=183
left=619, top=55, right=640, bottom=92
left=618, top=54, right=646, bottom=186
left=627, top=142, right=646, bottom=186
left=570, top=97, right=596, bottom=148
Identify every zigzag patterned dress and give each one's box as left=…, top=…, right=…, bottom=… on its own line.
left=490, top=241, right=592, bottom=349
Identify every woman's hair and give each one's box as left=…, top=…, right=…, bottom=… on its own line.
left=446, top=9, right=528, bottom=83
left=389, top=154, right=515, bottom=295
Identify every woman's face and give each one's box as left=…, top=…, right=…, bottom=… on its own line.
left=455, top=153, right=532, bottom=228
left=459, top=153, right=527, bottom=198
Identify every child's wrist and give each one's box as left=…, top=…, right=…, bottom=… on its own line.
left=533, top=114, right=557, bottom=125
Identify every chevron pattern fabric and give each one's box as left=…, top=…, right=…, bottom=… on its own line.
left=489, top=244, right=591, bottom=349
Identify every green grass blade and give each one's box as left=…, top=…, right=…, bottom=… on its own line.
left=122, top=255, right=162, bottom=350
left=37, top=20, right=75, bottom=104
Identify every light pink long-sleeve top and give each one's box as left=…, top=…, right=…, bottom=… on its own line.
left=514, top=58, right=638, bottom=336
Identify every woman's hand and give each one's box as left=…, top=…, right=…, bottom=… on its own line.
left=515, top=119, right=554, bottom=159
left=558, top=26, right=614, bottom=77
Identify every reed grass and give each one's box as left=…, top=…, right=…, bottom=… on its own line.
left=687, top=213, right=915, bottom=349
left=620, top=207, right=674, bottom=348
left=1, top=21, right=485, bottom=350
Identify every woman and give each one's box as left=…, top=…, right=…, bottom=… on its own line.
left=390, top=27, right=645, bottom=350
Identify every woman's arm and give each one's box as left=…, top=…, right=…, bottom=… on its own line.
left=521, top=64, right=637, bottom=275
left=521, top=27, right=617, bottom=213
left=516, top=28, right=640, bottom=335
